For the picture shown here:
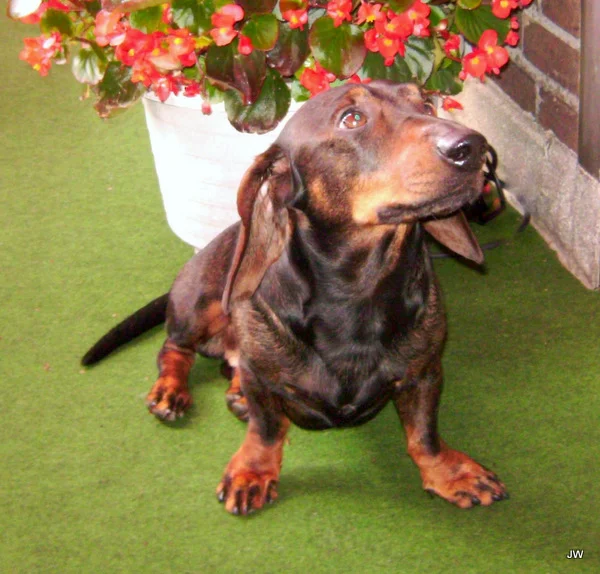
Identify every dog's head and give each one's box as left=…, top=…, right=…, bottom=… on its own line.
left=223, top=81, right=487, bottom=311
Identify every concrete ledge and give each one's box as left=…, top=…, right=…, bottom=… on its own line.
left=441, top=80, right=600, bottom=290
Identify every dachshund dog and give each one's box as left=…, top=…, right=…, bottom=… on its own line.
left=83, top=81, right=508, bottom=515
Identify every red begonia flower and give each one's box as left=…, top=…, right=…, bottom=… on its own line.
left=364, top=28, right=379, bottom=52
left=148, top=46, right=181, bottom=71
left=491, top=0, right=518, bottom=19
left=282, top=8, right=308, bottom=30
left=444, top=34, right=461, bottom=60
left=94, top=10, right=125, bottom=48
left=327, top=0, right=352, bottom=27
left=130, top=59, right=158, bottom=87
left=180, top=80, right=201, bottom=97
left=219, top=4, right=245, bottom=21
left=47, top=0, right=70, bottom=12
left=442, top=97, right=463, bottom=111
left=19, top=31, right=61, bottom=76
left=238, top=34, right=254, bottom=55
left=347, top=74, right=371, bottom=84
left=210, top=4, right=245, bottom=46
left=151, top=75, right=180, bottom=102
left=461, top=50, right=487, bottom=80
left=378, top=35, right=402, bottom=65
left=355, top=2, right=384, bottom=26
left=167, top=29, right=195, bottom=57
left=406, top=0, right=430, bottom=37
left=478, top=29, right=508, bottom=73
left=378, top=14, right=413, bottom=41
left=300, top=67, right=331, bottom=96
left=210, top=26, right=238, bottom=46
left=315, top=62, right=337, bottom=83
left=115, top=29, right=156, bottom=66
left=505, top=30, right=519, bottom=46
left=162, top=5, right=173, bottom=24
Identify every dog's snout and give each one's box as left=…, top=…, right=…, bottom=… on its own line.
left=436, top=131, right=487, bottom=171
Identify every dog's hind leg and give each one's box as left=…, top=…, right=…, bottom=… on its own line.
left=221, top=362, right=249, bottom=422
left=146, top=340, right=196, bottom=421
left=147, top=295, right=230, bottom=422
left=394, top=358, right=508, bottom=508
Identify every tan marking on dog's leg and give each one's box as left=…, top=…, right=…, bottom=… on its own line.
left=216, top=417, right=290, bottom=515
left=404, top=426, right=508, bottom=508
left=225, top=366, right=249, bottom=422
left=146, top=342, right=195, bottom=421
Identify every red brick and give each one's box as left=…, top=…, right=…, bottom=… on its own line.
left=492, top=61, right=536, bottom=115
left=542, top=0, right=581, bottom=38
left=523, top=21, right=580, bottom=94
left=538, top=88, right=579, bottom=151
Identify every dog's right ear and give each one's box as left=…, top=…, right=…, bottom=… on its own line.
left=222, top=145, right=294, bottom=313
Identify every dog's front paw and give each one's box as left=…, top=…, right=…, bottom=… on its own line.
left=419, top=449, right=508, bottom=508
left=216, top=469, right=279, bottom=515
left=146, top=377, right=192, bottom=422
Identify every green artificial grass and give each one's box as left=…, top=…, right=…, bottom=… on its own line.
left=2, top=13, right=599, bottom=574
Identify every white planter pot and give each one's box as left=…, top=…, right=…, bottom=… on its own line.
left=142, top=92, right=301, bottom=249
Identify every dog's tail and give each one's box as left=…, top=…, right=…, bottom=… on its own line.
left=81, top=293, right=169, bottom=366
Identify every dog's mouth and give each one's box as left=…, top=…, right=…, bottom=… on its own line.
left=376, top=181, right=482, bottom=224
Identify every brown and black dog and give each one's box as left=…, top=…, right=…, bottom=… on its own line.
left=83, top=81, right=507, bottom=515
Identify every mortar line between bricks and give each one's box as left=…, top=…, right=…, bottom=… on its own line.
left=528, top=4, right=581, bottom=50
left=508, top=48, right=580, bottom=110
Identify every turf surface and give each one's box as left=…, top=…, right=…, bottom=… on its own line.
left=2, top=12, right=599, bottom=574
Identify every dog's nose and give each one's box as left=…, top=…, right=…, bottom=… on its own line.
left=436, top=131, right=487, bottom=171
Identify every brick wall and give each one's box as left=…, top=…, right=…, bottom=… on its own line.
left=493, top=0, right=581, bottom=152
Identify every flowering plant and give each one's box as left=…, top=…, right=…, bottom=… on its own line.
left=9, top=0, right=532, bottom=133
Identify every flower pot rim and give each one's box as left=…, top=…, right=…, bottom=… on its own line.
left=143, top=91, right=305, bottom=114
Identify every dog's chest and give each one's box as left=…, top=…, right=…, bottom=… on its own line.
left=249, top=285, right=423, bottom=429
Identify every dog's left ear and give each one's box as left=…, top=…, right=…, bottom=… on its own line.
left=222, top=145, right=294, bottom=313
left=423, top=211, right=484, bottom=264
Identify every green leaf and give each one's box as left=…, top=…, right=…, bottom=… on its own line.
left=457, top=0, right=482, bottom=9
left=129, top=5, right=164, bottom=33
left=403, top=36, right=435, bottom=84
left=40, top=9, right=73, bottom=36
left=428, top=5, right=447, bottom=28
left=242, top=14, right=279, bottom=51
left=204, top=80, right=225, bottom=103
left=93, top=62, right=145, bottom=118
left=455, top=5, right=511, bottom=45
left=171, top=0, right=214, bottom=36
left=237, top=0, right=277, bottom=15
left=232, top=49, right=268, bottom=105
left=206, top=43, right=267, bottom=105
left=224, top=68, right=291, bottom=133
left=266, top=22, right=309, bottom=77
left=386, top=0, right=415, bottom=13
left=309, top=18, right=365, bottom=79
left=358, top=51, right=412, bottom=83
left=290, top=78, right=311, bottom=102
left=425, top=60, right=463, bottom=95
left=72, top=47, right=106, bottom=85
left=206, top=44, right=235, bottom=90
left=85, top=1, right=103, bottom=17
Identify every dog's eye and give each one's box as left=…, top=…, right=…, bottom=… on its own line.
left=423, top=101, right=436, bottom=116
left=340, top=110, right=367, bottom=129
